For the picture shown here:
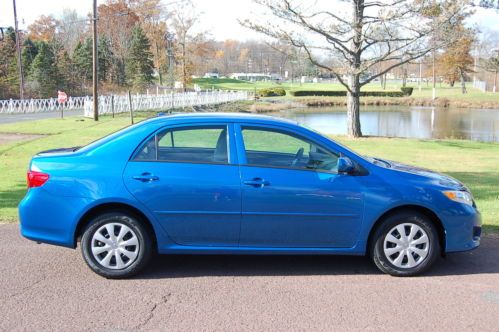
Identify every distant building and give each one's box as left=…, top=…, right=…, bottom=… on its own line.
left=270, top=73, right=283, bottom=81
left=204, top=72, right=220, bottom=79
left=230, top=73, right=272, bottom=81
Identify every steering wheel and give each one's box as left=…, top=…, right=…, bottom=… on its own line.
left=291, top=147, right=304, bottom=167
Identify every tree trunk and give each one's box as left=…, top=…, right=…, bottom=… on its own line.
left=460, top=68, right=467, bottom=94
left=346, top=0, right=363, bottom=138
left=155, top=41, right=163, bottom=86
left=347, top=74, right=362, bottom=138
left=182, top=43, right=187, bottom=92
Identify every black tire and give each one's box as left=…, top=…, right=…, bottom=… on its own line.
left=81, top=212, right=153, bottom=279
left=370, top=211, right=440, bottom=277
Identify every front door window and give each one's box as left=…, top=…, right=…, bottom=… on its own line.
left=241, top=127, right=340, bottom=172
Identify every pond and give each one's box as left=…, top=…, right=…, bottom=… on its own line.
left=278, top=106, right=499, bottom=142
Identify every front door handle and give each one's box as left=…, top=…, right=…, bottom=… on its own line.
left=132, top=172, right=159, bottom=182
left=243, top=178, right=270, bottom=188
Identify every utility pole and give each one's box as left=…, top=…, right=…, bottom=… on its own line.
left=92, top=0, right=99, bottom=121
left=432, top=46, right=436, bottom=100
left=494, top=68, right=498, bottom=93
left=419, top=58, right=422, bottom=93
left=12, top=0, right=24, bottom=100
left=472, top=47, right=478, bottom=85
left=165, top=32, right=175, bottom=109
left=493, top=49, right=499, bottom=93
left=431, top=0, right=436, bottom=101
left=165, top=32, right=175, bottom=90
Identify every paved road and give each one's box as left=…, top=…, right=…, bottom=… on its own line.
left=1, top=223, right=498, bottom=331
left=0, top=110, right=82, bottom=124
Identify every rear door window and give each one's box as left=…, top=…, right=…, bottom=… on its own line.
left=134, top=125, right=228, bottom=164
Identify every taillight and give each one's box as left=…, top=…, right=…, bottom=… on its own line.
left=27, top=171, right=49, bottom=188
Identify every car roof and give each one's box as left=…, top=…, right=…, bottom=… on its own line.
left=141, top=112, right=299, bottom=127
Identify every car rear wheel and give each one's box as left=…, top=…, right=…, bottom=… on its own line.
left=371, top=211, right=440, bottom=276
left=81, top=212, right=152, bottom=279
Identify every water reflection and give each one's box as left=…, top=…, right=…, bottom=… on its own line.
left=279, top=106, right=499, bottom=142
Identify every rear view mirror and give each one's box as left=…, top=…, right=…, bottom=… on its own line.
left=337, top=157, right=355, bottom=174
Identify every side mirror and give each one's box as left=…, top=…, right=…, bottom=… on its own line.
left=337, top=157, right=355, bottom=174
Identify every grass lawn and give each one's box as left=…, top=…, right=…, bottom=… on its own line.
left=1, top=114, right=498, bottom=234
left=195, top=77, right=407, bottom=92
left=194, top=78, right=499, bottom=105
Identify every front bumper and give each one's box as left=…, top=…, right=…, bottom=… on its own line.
left=443, top=206, right=481, bottom=253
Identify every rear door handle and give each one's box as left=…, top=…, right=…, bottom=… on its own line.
left=132, top=172, right=159, bottom=182
left=243, top=178, right=270, bottom=188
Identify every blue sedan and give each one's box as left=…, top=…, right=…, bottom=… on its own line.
left=19, top=113, right=481, bottom=278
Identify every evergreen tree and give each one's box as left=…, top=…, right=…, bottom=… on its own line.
left=126, top=25, right=154, bottom=91
left=0, top=28, right=20, bottom=99
left=58, top=50, right=80, bottom=95
left=113, top=58, right=127, bottom=87
left=30, top=42, right=58, bottom=98
left=73, top=38, right=93, bottom=83
left=98, top=36, right=113, bottom=82
left=21, top=38, right=39, bottom=77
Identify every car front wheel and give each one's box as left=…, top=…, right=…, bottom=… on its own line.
left=81, top=212, right=152, bottom=279
left=371, top=211, right=440, bottom=276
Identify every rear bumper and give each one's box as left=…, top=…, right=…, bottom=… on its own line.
left=18, top=188, right=92, bottom=248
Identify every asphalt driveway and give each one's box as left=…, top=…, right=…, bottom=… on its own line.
left=1, top=223, right=498, bottom=331
left=0, top=110, right=82, bottom=124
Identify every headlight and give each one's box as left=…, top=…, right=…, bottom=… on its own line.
left=443, top=190, right=473, bottom=206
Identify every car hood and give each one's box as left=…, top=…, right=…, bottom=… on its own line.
left=379, top=159, right=466, bottom=190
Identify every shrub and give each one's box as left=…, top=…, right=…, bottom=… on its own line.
left=258, top=87, right=286, bottom=97
left=401, top=87, right=414, bottom=96
left=290, top=90, right=405, bottom=97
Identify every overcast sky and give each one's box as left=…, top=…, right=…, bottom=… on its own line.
left=1, top=0, right=498, bottom=41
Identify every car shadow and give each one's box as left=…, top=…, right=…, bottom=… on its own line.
left=136, top=236, right=499, bottom=279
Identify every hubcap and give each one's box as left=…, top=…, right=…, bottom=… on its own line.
left=91, top=223, right=139, bottom=270
left=383, top=223, right=429, bottom=269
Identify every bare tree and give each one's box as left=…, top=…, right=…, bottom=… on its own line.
left=171, top=0, right=201, bottom=91
left=58, top=9, right=87, bottom=57
left=242, top=0, right=469, bottom=137
left=476, top=28, right=499, bottom=91
left=474, top=0, right=499, bottom=9
left=198, top=39, right=303, bottom=77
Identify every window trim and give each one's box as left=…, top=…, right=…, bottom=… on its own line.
left=130, top=123, right=232, bottom=165
left=237, top=124, right=341, bottom=174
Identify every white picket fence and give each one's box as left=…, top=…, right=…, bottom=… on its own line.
left=0, top=90, right=249, bottom=115
left=83, top=90, right=249, bottom=117
left=0, top=96, right=87, bottom=114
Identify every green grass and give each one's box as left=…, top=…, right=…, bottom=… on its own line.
left=193, top=78, right=499, bottom=105
left=1, top=115, right=498, bottom=234
left=195, top=78, right=403, bottom=92
left=0, top=113, right=150, bottom=221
